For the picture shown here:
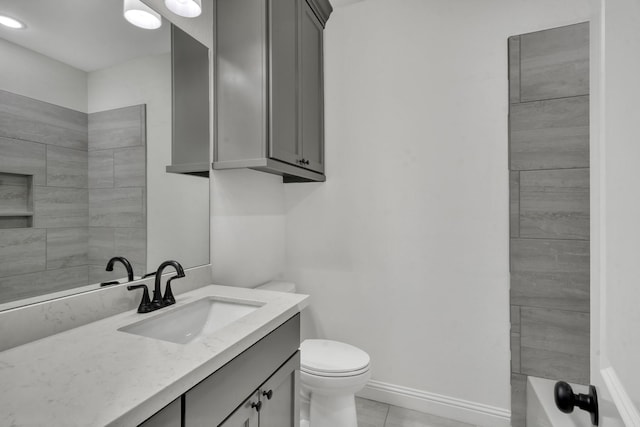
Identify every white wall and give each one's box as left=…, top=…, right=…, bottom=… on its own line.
left=595, top=0, right=640, bottom=423
left=210, top=169, right=286, bottom=287
left=282, top=0, right=591, bottom=425
left=88, top=53, right=210, bottom=271
left=0, top=38, right=87, bottom=112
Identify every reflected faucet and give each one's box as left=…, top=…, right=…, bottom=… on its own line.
left=105, top=256, right=134, bottom=282
left=152, top=260, right=185, bottom=309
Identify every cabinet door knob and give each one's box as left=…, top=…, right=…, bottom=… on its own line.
left=262, top=389, right=273, bottom=400
left=251, top=401, right=262, bottom=412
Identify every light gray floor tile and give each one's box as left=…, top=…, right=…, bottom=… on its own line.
left=356, top=397, right=389, bottom=427
left=384, top=405, right=476, bottom=427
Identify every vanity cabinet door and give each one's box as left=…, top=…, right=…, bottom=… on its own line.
left=139, top=398, right=182, bottom=427
left=220, top=391, right=260, bottom=427
left=259, top=352, right=300, bottom=427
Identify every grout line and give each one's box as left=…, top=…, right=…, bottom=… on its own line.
left=515, top=166, right=590, bottom=173
left=512, top=93, right=589, bottom=106
left=510, top=236, right=590, bottom=242
left=382, top=402, right=390, bottom=427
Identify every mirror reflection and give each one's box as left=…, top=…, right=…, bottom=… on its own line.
left=0, top=0, right=210, bottom=309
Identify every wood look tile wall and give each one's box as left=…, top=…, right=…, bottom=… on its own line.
left=88, top=105, right=147, bottom=282
left=508, top=22, right=590, bottom=426
left=0, top=92, right=148, bottom=304
left=0, top=91, right=89, bottom=304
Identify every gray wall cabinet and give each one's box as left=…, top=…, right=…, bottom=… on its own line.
left=139, top=314, right=300, bottom=427
left=213, top=0, right=332, bottom=183
left=166, top=25, right=211, bottom=177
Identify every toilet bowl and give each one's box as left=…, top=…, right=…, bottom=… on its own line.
left=256, top=281, right=371, bottom=427
left=300, top=339, right=371, bottom=427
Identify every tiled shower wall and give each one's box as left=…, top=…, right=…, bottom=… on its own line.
left=0, top=90, right=147, bottom=304
left=0, top=89, right=89, bottom=304
left=88, top=105, right=147, bottom=284
left=508, top=23, right=590, bottom=426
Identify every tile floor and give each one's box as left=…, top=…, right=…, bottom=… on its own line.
left=356, top=397, right=481, bottom=427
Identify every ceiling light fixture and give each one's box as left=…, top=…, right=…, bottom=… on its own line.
left=0, top=15, right=25, bottom=29
left=123, top=0, right=162, bottom=30
left=164, top=0, right=202, bottom=18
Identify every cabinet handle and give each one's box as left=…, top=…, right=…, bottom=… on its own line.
left=262, top=389, right=273, bottom=400
left=304, top=159, right=310, bottom=165
left=251, top=401, right=262, bottom=412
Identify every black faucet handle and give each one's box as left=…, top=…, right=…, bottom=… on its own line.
left=127, top=284, right=153, bottom=313
left=163, top=275, right=179, bottom=306
left=141, top=271, right=156, bottom=279
left=100, top=280, right=120, bottom=287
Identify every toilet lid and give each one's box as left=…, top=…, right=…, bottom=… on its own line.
left=300, top=339, right=370, bottom=375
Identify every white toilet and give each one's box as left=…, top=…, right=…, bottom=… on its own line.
left=256, top=282, right=371, bottom=427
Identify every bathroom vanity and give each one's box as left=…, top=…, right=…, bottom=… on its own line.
left=0, top=284, right=308, bottom=426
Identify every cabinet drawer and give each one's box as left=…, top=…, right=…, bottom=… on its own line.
left=184, top=314, right=300, bottom=426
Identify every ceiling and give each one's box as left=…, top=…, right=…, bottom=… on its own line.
left=0, top=0, right=169, bottom=72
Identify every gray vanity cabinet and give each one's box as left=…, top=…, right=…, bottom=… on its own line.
left=139, top=398, right=182, bottom=427
left=213, top=0, right=332, bottom=182
left=220, top=354, right=299, bottom=427
left=183, top=314, right=300, bottom=426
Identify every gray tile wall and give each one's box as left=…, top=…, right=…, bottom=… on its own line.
left=0, top=90, right=89, bottom=304
left=88, top=105, right=147, bottom=284
left=0, top=91, right=148, bottom=304
left=508, top=22, right=590, bottom=426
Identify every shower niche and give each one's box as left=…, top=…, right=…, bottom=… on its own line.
left=0, top=172, right=34, bottom=229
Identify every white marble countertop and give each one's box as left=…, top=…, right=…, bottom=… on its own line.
left=0, top=285, right=309, bottom=426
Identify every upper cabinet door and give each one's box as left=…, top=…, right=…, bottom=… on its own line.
left=299, top=1, right=324, bottom=174
left=269, top=0, right=301, bottom=167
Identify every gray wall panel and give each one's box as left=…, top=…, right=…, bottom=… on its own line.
left=519, top=168, right=589, bottom=239
left=0, top=229, right=46, bottom=276
left=47, top=146, right=88, bottom=188
left=88, top=105, right=146, bottom=151
left=510, top=96, right=589, bottom=171
left=0, top=89, right=88, bottom=150
left=520, top=23, right=589, bottom=102
left=520, top=307, right=589, bottom=384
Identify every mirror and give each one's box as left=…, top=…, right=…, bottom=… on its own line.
left=0, top=0, right=210, bottom=310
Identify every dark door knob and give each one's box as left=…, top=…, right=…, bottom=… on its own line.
left=251, top=400, right=262, bottom=412
left=262, top=389, right=273, bottom=400
left=554, top=381, right=599, bottom=426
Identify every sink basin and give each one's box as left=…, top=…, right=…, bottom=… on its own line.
left=119, top=297, right=263, bottom=344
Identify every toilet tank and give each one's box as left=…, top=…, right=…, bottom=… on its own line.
left=255, top=281, right=296, bottom=293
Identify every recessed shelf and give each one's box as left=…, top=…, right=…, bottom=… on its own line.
left=0, top=171, right=34, bottom=228
left=0, top=211, right=34, bottom=217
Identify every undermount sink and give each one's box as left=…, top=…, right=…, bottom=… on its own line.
left=119, top=297, right=264, bottom=344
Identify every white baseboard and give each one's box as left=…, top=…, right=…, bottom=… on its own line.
left=601, top=367, right=640, bottom=426
left=357, top=379, right=511, bottom=427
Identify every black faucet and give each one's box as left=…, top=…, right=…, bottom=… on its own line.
left=105, top=256, right=134, bottom=282
left=151, top=260, right=185, bottom=309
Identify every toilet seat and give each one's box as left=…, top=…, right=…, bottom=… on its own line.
left=300, top=339, right=370, bottom=377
